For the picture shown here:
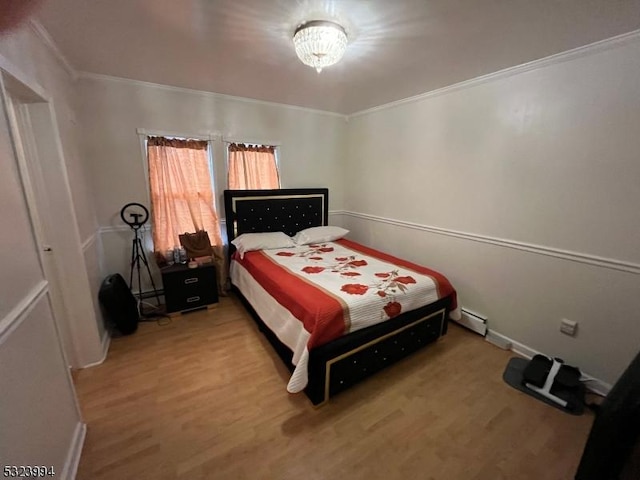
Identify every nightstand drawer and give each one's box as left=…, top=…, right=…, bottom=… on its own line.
left=161, top=263, right=218, bottom=313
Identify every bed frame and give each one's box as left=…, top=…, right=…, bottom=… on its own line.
left=224, top=188, right=454, bottom=405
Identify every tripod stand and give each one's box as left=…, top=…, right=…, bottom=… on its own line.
left=121, top=203, right=161, bottom=315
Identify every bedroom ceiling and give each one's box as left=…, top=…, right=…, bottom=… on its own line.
left=35, top=0, right=640, bottom=114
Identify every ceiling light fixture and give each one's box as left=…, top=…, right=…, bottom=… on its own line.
left=293, top=20, right=347, bottom=73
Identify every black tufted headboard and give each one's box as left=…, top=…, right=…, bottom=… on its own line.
left=223, top=188, right=329, bottom=254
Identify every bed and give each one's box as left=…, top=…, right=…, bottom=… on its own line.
left=224, top=188, right=459, bottom=405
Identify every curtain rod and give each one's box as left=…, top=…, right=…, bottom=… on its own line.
left=136, top=128, right=216, bottom=141
left=222, top=136, right=281, bottom=147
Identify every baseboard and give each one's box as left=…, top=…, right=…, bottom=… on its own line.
left=486, top=329, right=612, bottom=397
left=100, top=330, right=111, bottom=361
left=61, top=421, right=86, bottom=480
left=139, top=288, right=164, bottom=299
left=578, top=376, right=612, bottom=398
left=485, top=330, right=513, bottom=350
left=82, top=331, right=111, bottom=368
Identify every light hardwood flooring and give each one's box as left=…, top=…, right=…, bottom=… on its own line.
left=73, top=295, right=595, bottom=480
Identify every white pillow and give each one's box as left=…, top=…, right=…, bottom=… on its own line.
left=231, top=232, right=295, bottom=258
left=292, top=226, right=349, bottom=245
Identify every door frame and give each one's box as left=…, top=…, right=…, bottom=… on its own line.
left=0, top=57, right=108, bottom=371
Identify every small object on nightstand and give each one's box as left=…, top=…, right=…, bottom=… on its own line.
left=188, top=260, right=198, bottom=269
left=195, top=255, right=213, bottom=265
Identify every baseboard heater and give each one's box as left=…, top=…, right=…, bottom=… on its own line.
left=139, top=289, right=165, bottom=300
left=454, top=308, right=488, bottom=336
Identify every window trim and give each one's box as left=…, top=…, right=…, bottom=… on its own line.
left=136, top=128, right=216, bottom=142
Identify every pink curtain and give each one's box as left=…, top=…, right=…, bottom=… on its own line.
left=228, top=143, right=280, bottom=189
left=148, top=137, right=227, bottom=292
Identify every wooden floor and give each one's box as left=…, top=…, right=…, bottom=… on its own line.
left=73, top=295, right=594, bottom=480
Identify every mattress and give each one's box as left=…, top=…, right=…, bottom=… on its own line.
left=230, top=238, right=459, bottom=393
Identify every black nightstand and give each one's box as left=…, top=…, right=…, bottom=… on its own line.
left=161, top=263, right=218, bottom=314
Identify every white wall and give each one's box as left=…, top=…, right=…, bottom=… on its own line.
left=78, top=75, right=347, bottom=285
left=344, top=36, right=640, bottom=386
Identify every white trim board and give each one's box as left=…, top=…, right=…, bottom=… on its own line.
left=0, top=54, right=49, bottom=102
left=100, top=224, right=151, bottom=234
left=341, top=210, right=640, bottom=275
left=83, top=331, right=111, bottom=369
left=0, top=280, right=48, bottom=345
left=485, top=329, right=612, bottom=397
left=349, top=28, right=640, bottom=118
left=61, top=421, right=86, bottom=480
left=81, top=231, right=98, bottom=252
left=100, top=220, right=227, bottom=236
left=28, top=20, right=78, bottom=81
left=79, top=71, right=347, bottom=119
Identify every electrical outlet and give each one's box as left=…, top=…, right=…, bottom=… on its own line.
left=560, top=318, right=578, bottom=336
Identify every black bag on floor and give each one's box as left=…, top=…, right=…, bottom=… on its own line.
left=98, top=273, right=139, bottom=335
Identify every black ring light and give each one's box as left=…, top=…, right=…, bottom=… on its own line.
left=119, top=201, right=161, bottom=313
left=120, top=202, right=149, bottom=230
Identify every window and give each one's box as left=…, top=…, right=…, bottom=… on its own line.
left=227, top=143, right=280, bottom=189
left=147, top=136, right=222, bottom=253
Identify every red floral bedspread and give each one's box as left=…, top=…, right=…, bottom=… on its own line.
left=233, top=238, right=458, bottom=351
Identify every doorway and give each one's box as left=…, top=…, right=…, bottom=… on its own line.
left=1, top=71, right=103, bottom=368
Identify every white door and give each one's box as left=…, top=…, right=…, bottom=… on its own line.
left=3, top=93, right=78, bottom=366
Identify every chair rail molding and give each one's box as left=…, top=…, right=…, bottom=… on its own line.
left=0, top=280, right=48, bottom=344
left=341, top=210, right=640, bottom=275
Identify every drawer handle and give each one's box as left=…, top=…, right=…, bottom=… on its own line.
left=184, top=278, right=199, bottom=284
left=186, top=296, right=201, bottom=303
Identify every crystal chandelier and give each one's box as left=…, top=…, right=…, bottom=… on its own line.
left=293, top=20, right=348, bottom=73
